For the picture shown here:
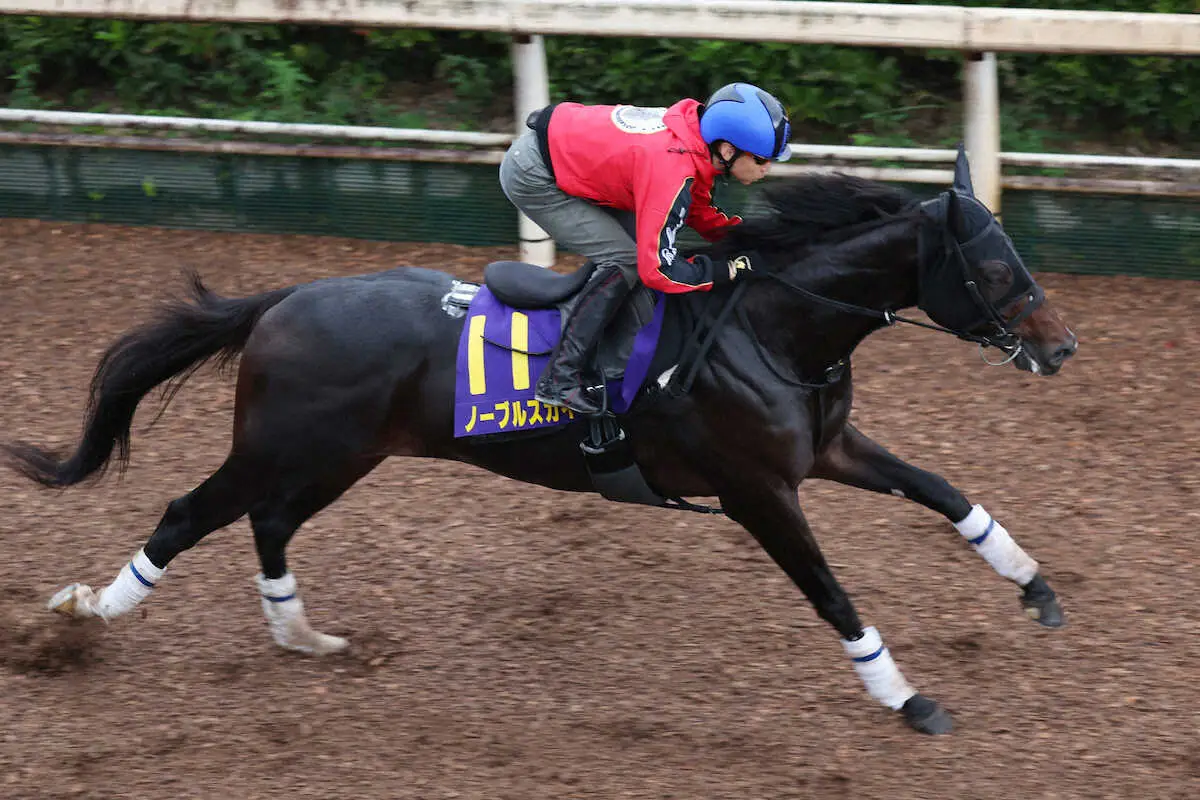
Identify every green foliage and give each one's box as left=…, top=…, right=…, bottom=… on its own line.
left=0, top=2, right=1195, bottom=150
left=544, top=38, right=909, bottom=136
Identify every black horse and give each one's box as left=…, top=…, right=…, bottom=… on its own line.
left=4, top=150, right=1076, bottom=734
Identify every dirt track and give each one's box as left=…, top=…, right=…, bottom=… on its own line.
left=1, top=218, right=1197, bottom=799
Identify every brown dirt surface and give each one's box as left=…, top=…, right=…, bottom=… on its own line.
left=1, top=218, right=1197, bottom=800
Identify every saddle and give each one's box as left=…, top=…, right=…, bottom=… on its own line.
left=454, top=260, right=717, bottom=513
left=483, top=260, right=660, bottom=385
left=483, top=260, right=594, bottom=309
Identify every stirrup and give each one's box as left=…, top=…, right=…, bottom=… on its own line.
left=580, top=412, right=623, bottom=455
left=579, top=381, right=609, bottom=417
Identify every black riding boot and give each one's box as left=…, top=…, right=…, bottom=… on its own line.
left=535, top=266, right=632, bottom=416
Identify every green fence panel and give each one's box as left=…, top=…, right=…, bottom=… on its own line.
left=1, top=145, right=1196, bottom=279
left=0, top=145, right=517, bottom=246
left=1002, top=192, right=1200, bottom=280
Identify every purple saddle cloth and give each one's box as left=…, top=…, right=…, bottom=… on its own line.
left=453, top=286, right=666, bottom=438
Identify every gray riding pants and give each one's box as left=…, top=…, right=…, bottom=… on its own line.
left=499, top=129, right=640, bottom=288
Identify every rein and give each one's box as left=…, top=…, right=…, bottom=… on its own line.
left=750, top=207, right=1032, bottom=365
left=760, top=269, right=998, bottom=345
left=661, top=279, right=753, bottom=397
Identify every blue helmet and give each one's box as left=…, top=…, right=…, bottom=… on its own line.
left=700, top=83, right=792, bottom=162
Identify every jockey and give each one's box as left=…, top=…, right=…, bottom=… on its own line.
left=499, top=82, right=792, bottom=416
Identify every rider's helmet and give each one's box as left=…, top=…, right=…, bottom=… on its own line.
left=699, top=83, right=792, bottom=162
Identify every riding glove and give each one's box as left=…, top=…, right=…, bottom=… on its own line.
left=708, top=251, right=760, bottom=286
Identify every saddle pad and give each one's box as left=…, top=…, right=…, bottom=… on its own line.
left=453, top=285, right=668, bottom=439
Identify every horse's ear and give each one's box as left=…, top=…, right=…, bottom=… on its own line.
left=953, top=143, right=975, bottom=197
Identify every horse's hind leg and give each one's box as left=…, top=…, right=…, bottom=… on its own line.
left=48, top=455, right=263, bottom=621
left=249, top=456, right=383, bottom=655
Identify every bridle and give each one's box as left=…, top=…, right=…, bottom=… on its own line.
left=755, top=193, right=1044, bottom=369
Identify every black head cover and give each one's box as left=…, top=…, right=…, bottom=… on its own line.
left=917, top=146, right=1043, bottom=334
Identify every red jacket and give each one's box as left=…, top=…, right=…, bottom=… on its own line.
left=545, top=99, right=740, bottom=293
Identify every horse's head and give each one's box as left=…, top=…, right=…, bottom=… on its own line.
left=916, top=147, right=1077, bottom=376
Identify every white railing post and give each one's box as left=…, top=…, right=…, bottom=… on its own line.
left=963, top=51, right=1002, bottom=216
left=511, top=33, right=556, bottom=267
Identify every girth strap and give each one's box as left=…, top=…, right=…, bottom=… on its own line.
left=580, top=414, right=722, bottom=514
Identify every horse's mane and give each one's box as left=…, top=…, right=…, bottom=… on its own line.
left=708, top=174, right=918, bottom=266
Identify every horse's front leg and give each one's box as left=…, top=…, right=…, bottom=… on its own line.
left=812, top=423, right=1063, bottom=627
left=719, top=478, right=953, bottom=734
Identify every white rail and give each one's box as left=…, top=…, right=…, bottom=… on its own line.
left=6, top=109, right=1196, bottom=174
left=786, top=144, right=1200, bottom=172
left=0, top=1, right=1195, bottom=54
left=0, top=109, right=513, bottom=146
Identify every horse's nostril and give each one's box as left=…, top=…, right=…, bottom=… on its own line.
left=1052, top=340, right=1077, bottom=364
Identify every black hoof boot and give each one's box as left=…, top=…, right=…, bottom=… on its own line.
left=901, top=694, right=953, bottom=735
left=1020, top=574, right=1065, bottom=628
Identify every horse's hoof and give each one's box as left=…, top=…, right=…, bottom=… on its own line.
left=901, top=694, right=953, bottom=735
left=1021, top=574, right=1065, bottom=628
left=309, top=632, right=350, bottom=656
left=47, top=584, right=79, bottom=615
left=47, top=584, right=99, bottom=619
left=273, top=628, right=350, bottom=656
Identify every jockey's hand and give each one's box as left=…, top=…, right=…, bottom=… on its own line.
left=726, top=252, right=758, bottom=280
left=704, top=250, right=761, bottom=287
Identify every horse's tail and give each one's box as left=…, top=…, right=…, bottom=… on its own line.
left=4, top=272, right=297, bottom=488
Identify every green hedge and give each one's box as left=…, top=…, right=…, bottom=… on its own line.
left=1, top=1, right=1195, bottom=150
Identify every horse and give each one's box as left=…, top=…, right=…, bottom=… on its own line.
left=3, top=148, right=1077, bottom=735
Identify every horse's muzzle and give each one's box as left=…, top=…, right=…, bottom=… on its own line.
left=1020, top=331, right=1077, bottom=377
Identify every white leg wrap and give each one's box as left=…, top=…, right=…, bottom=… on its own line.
left=256, top=572, right=348, bottom=656
left=258, top=572, right=305, bottom=644
left=954, top=504, right=1039, bottom=585
left=842, top=626, right=917, bottom=710
left=94, top=548, right=165, bottom=620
